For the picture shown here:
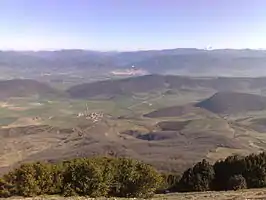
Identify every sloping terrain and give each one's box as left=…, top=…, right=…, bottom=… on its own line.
left=67, top=75, right=266, bottom=99
left=249, top=118, right=266, bottom=132
left=5, top=189, right=266, bottom=200
left=143, top=104, right=217, bottom=118
left=196, top=92, right=266, bottom=114
left=156, top=120, right=191, bottom=131
left=0, top=114, right=261, bottom=175
left=0, top=79, right=63, bottom=99
left=67, top=75, right=167, bottom=99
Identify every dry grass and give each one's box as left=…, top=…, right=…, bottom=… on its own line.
left=206, top=147, right=251, bottom=161
left=3, top=189, right=266, bottom=200
left=2, top=117, right=42, bottom=128
left=157, top=189, right=266, bottom=200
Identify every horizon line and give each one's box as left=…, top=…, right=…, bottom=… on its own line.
left=1, top=47, right=266, bottom=52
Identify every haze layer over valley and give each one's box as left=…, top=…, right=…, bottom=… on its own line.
left=1, top=49, right=266, bottom=89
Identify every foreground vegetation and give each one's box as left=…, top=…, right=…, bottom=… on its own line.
left=177, top=152, right=266, bottom=192
left=0, top=157, right=162, bottom=198
left=2, top=152, right=266, bottom=198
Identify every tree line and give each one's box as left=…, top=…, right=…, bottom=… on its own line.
left=0, top=157, right=162, bottom=198
left=177, top=152, right=266, bottom=192
left=1, top=152, right=266, bottom=198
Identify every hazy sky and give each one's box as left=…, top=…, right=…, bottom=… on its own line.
left=1, top=0, right=266, bottom=50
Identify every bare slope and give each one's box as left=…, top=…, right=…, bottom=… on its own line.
left=195, top=92, right=266, bottom=114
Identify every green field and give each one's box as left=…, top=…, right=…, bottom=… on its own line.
left=0, top=90, right=208, bottom=128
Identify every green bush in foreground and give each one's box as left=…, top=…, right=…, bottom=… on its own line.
left=0, top=157, right=162, bottom=198
left=160, top=173, right=180, bottom=192
left=0, top=178, right=12, bottom=197
left=112, top=158, right=163, bottom=198
left=7, top=163, right=40, bottom=197
left=62, top=158, right=108, bottom=197
left=3, top=152, right=266, bottom=197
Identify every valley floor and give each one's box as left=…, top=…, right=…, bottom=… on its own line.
left=3, top=189, right=266, bottom=200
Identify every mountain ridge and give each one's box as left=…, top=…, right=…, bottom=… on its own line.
left=0, top=79, right=63, bottom=99
left=196, top=92, right=266, bottom=114
left=66, top=75, right=266, bottom=99
left=1, top=48, right=266, bottom=77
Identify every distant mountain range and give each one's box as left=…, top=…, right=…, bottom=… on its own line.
left=1, top=48, right=266, bottom=77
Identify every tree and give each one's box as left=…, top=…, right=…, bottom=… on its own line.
left=245, top=165, right=266, bottom=188
left=8, top=163, right=40, bottom=197
left=160, top=173, right=180, bottom=192
left=0, top=177, right=12, bottom=197
left=49, top=163, right=64, bottom=194
left=62, top=158, right=109, bottom=197
left=178, top=159, right=215, bottom=192
left=32, top=162, right=54, bottom=195
left=111, top=158, right=162, bottom=198
left=213, top=155, right=245, bottom=190
left=227, top=175, right=247, bottom=190
left=131, top=162, right=163, bottom=198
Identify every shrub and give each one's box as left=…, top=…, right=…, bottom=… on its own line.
left=111, top=158, right=162, bottom=198
left=0, top=178, right=12, bottom=197
left=160, top=173, right=180, bottom=192
left=1, top=157, right=163, bottom=198
left=131, top=162, right=163, bottom=198
left=62, top=183, right=77, bottom=197
left=213, top=155, right=245, bottom=190
left=243, top=161, right=266, bottom=188
left=213, top=153, right=266, bottom=190
left=2, top=162, right=60, bottom=197
left=91, top=156, right=117, bottom=196
left=49, top=163, right=64, bottom=194
left=227, top=175, right=247, bottom=190
left=62, top=158, right=110, bottom=197
left=8, top=163, right=40, bottom=197
left=32, top=162, right=55, bottom=195
left=178, top=159, right=215, bottom=192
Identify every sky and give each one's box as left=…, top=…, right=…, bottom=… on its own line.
left=0, top=0, right=266, bottom=51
